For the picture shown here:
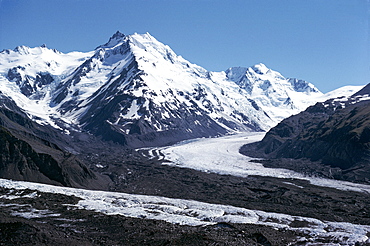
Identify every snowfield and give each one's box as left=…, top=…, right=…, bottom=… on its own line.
left=148, top=132, right=370, bottom=194
left=1, top=178, right=370, bottom=245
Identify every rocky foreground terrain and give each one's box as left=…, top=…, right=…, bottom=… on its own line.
left=0, top=187, right=296, bottom=246
left=1, top=148, right=370, bottom=245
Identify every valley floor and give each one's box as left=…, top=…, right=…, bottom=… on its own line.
left=1, top=132, right=370, bottom=245
left=149, top=132, right=370, bottom=193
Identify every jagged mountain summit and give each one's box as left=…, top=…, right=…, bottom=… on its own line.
left=225, top=64, right=323, bottom=122
left=0, top=31, right=352, bottom=147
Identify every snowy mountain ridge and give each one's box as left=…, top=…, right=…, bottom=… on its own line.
left=0, top=31, right=363, bottom=147
left=225, top=63, right=322, bottom=122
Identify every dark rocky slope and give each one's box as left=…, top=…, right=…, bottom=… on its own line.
left=0, top=94, right=108, bottom=189
left=241, top=84, right=370, bottom=184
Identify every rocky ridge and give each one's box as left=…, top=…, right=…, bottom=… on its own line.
left=241, top=84, right=370, bottom=184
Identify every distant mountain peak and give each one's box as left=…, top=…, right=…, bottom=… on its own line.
left=13, top=45, right=31, bottom=54
left=96, top=31, right=126, bottom=49
left=8, top=45, right=62, bottom=56
left=112, top=30, right=125, bottom=39
left=250, top=63, right=269, bottom=74
left=225, top=63, right=274, bottom=83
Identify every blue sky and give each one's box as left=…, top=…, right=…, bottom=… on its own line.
left=0, top=0, right=369, bottom=92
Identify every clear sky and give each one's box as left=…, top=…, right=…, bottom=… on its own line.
left=0, top=0, right=369, bottom=92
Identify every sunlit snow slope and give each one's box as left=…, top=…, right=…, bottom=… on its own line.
left=0, top=31, right=363, bottom=147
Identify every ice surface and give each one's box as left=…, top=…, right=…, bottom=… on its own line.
left=151, top=132, right=370, bottom=194
left=0, top=178, right=369, bottom=244
left=11, top=207, right=61, bottom=219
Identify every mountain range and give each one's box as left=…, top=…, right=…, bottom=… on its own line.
left=0, top=31, right=360, bottom=149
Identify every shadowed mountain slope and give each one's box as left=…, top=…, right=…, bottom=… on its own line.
left=241, top=84, right=370, bottom=184
left=0, top=93, right=107, bottom=188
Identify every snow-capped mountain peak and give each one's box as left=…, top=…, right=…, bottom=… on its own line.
left=13, top=45, right=31, bottom=55
left=0, top=45, right=91, bottom=77
left=250, top=63, right=270, bottom=75
left=96, top=31, right=126, bottom=49
left=0, top=31, right=360, bottom=147
left=224, top=63, right=323, bottom=122
left=3, top=44, right=62, bottom=57
left=127, top=32, right=194, bottom=68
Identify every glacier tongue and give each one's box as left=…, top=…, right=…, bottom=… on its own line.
left=0, top=31, right=363, bottom=147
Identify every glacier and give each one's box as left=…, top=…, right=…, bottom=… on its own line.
left=144, top=132, right=370, bottom=194
left=1, top=177, right=369, bottom=245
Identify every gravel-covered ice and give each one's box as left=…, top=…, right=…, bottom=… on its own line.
left=0, top=178, right=369, bottom=244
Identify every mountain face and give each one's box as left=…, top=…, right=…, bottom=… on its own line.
left=0, top=31, right=341, bottom=148
left=0, top=92, right=108, bottom=188
left=241, top=84, right=370, bottom=184
left=225, top=65, right=323, bottom=122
